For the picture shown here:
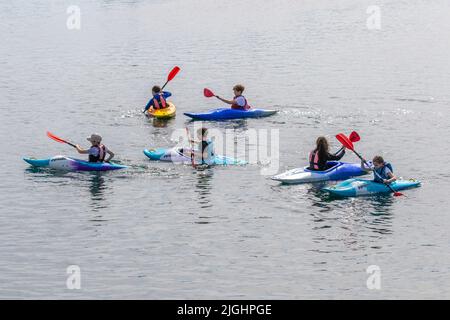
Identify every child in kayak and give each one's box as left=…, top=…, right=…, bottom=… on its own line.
left=143, top=85, right=172, bottom=113
left=361, top=156, right=397, bottom=184
left=182, top=128, right=215, bottom=165
left=215, top=84, right=251, bottom=110
left=75, top=133, right=114, bottom=163
left=309, top=136, right=345, bottom=171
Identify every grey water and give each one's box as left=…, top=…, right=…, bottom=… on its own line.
left=1, top=0, right=450, bottom=299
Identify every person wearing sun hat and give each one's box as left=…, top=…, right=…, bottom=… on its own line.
left=75, top=133, right=115, bottom=163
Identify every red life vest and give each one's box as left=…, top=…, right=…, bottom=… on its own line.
left=152, top=93, right=167, bottom=110
left=231, top=95, right=250, bottom=110
left=89, top=144, right=106, bottom=163
left=309, top=150, right=320, bottom=170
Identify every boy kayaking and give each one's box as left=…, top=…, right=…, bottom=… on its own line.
left=75, top=133, right=114, bottom=163
left=361, top=156, right=397, bottom=184
left=309, top=136, right=345, bottom=171
left=182, top=128, right=215, bottom=165
left=215, top=84, right=251, bottom=110
left=143, top=85, right=172, bottom=114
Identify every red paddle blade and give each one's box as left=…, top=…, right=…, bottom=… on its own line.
left=203, top=88, right=215, bottom=97
left=46, top=131, right=67, bottom=144
left=393, top=192, right=404, bottom=197
left=349, top=131, right=360, bottom=142
left=167, top=66, right=180, bottom=82
left=336, top=133, right=354, bottom=150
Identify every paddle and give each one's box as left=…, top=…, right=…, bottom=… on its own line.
left=336, top=133, right=403, bottom=196
left=46, top=131, right=77, bottom=148
left=203, top=88, right=216, bottom=98
left=161, top=66, right=180, bottom=90
left=335, top=131, right=360, bottom=154
left=185, top=127, right=196, bottom=168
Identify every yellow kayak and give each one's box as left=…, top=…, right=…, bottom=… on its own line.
left=149, top=102, right=176, bottom=119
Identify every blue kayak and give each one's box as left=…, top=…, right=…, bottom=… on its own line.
left=23, top=155, right=127, bottom=171
left=143, top=148, right=247, bottom=165
left=184, top=108, right=277, bottom=120
left=322, top=178, right=421, bottom=197
left=271, top=161, right=367, bottom=184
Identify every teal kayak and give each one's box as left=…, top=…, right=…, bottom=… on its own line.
left=322, top=178, right=421, bottom=197
left=143, top=148, right=247, bottom=165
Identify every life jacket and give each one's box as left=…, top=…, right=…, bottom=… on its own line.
left=152, top=93, right=167, bottom=110
left=89, top=144, right=106, bottom=163
left=201, top=140, right=215, bottom=165
left=373, top=162, right=393, bottom=182
left=231, top=95, right=250, bottom=110
left=309, top=150, right=320, bottom=170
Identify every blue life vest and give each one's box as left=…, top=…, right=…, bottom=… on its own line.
left=374, top=162, right=393, bottom=182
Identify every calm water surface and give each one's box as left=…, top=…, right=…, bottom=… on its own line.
left=1, top=0, right=450, bottom=299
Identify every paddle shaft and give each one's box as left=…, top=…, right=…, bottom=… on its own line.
left=185, top=128, right=196, bottom=168
left=161, top=80, right=169, bottom=91
left=351, top=149, right=398, bottom=194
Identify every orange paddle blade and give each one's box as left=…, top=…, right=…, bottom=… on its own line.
left=46, top=131, right=67, bottom=144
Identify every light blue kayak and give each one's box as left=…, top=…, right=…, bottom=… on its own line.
left=322, top=178, right=421, bottom=197
left=143, top=148, right=247, bottom=165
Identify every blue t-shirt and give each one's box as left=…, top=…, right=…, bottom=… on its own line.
left=144, top=91, right=172, bottom=111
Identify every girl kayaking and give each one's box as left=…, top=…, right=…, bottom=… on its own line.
left=361, top=156, right=397, bottom=184
left=309, top=136, right=345, bottom=171
left=75, top=133, right=115, bottom=163
left=182, top=128, right=215, bottom=165
left=143, top=85, right=172, bottom=113
left=215, top=84, right=251, bottom=110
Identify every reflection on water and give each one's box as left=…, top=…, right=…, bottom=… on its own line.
left=88, top=173, right=109, bottom=212
left=288, top=183, right=396, bottom=255
left=152, top=117, right=175, bottom=128
left=186, top=119, right=250, bottom=132
left=193, top=168, right=214, bottom=221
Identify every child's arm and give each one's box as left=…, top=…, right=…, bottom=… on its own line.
left=216, top=95, right=234, bottom=105
left=383, top=171, right=397, bottom=184
left=143, top=99, right=154, bottom=112
left=105, top=149, right=114, bottom=163
left=163, top=91, right=172, bottom=99
left=360, top=159, right=371, bottom=172
left=75, top=145, right=89, bottom=154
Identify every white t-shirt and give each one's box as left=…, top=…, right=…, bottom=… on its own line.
left=88, top=145, right=108, bottom=157
left=235, top=96, right=246, bottom=107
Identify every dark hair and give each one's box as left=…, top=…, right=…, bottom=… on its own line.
left=197, top=128, right=208, bottom=137
left=152, top=85, right=161, bottom=93
left=233, top=84, right=245, bottom=92
left=315, top=136, right=329, bottom=158
left=373, top=156, right=384, bottom=164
